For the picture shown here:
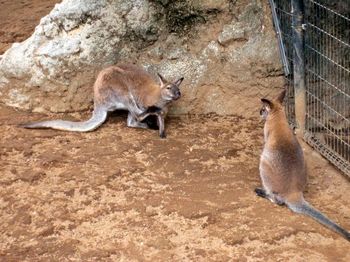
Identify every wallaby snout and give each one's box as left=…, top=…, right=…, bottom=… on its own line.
left=174, top=90, right=181, bottom=100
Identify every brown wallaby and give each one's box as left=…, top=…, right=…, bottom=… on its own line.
left=20, top=63, right=184, bottom=138
left=255, top=89, right=350, bottom=241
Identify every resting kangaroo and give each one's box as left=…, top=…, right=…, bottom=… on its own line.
left=256, top=89, right=350, bottom=241
left=21, top=63, right=184, bottom=138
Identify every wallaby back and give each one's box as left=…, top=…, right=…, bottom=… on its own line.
left=94, top=64, right=162, bottom=108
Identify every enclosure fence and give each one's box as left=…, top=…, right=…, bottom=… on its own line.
left=270, top=0, right=350, bottom=177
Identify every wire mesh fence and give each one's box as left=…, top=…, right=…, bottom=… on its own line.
left=270, top=0, right=350, bottom=176
left=304, top=0, right=350, bottom=176
left=272, top=0, right=296, bottom=126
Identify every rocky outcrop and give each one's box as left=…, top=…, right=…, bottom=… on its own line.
left=0, top=0, right=283, bottom=116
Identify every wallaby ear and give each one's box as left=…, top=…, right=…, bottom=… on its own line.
left=174, top=77, right=184, bottom=87
left=261, top=98, right=273, bottom=110
left=276, top=89, right=287, bottom=104
left=157, top=73, right=167, bottom=87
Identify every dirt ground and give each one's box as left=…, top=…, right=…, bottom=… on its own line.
left=0, top=0, right=349, bottom=261
left=0, top=105, right=349, bottom=261
left=0, top=0, right=60, bottom=54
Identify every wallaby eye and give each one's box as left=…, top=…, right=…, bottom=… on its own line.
left=166, top=85, right=172, bottom=90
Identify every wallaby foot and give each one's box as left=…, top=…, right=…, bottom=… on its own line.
left=127, top=113, right=148, bottom=129
left=159, top=130, right=166, bottom=139
left=255, top=187, right=284, bottom=206
left=255, top=187, right=268, bottom=198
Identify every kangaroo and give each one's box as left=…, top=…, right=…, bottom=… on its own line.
left=255, top=89, right=350, bottom=241
left=20, top=63, right=184, bottom=138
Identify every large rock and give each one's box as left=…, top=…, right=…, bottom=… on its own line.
left=0, top=0, right=283, bottom=116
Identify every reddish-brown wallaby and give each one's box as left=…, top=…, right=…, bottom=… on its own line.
left=256, top=89, right=350, bottom=241
left=20, top=63, right=184, bottom=138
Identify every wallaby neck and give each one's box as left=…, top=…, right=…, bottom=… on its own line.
left=264, top=110, right=294, bottom=142
left=154, top=99, right=170, bottom=109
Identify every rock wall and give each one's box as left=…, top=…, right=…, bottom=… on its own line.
left=0, top=0, right=283, bottom=116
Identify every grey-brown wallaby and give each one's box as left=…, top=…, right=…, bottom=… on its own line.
left=256, top=89, right=350, bottom=241
left=20, top=63, right=184, bottom=138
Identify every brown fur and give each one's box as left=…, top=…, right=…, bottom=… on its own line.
left=260, top=93, right=306, bottom=202
left=20, top=63, right=184, bottom=138
left=256, top=89, right=350, bottom=241
left=94, top=64, right=161, bottom=107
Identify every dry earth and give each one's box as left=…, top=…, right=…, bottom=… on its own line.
left=0, top=0, right=349, bottom=261
left=0, top=106, right=349, bottom=261
left=0, top=0, right=60, bottom=54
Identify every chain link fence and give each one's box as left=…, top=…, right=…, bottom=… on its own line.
left=270, top=0, right=350, bottom=176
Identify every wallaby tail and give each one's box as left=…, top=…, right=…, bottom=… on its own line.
left=288, top=199, right=350, bottom=241
left=20, top=106, right=107, bottom=132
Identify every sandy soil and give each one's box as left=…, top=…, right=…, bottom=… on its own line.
left=0, top=0, right=60, bottom=54
left=0, top=0, right=349, bottom=261
left=0, top=105, right=349, bottom=261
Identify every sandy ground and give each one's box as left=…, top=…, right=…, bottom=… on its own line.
left=0, top=0, right=349, bottom=261
left=0, top=0, right=60, bottom=54
left=0, top=105, right=349, bottom=261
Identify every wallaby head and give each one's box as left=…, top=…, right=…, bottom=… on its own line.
left=158, top=73, right=184, bottom=102
left=260, top=89, right=286, bottom=120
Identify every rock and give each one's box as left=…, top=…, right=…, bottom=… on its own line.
left=218, top=0, right=263, bottom=45
left=191, top=0, right=229, bottom=10
left=0, top=0, right=283, bottom=117
left=218, top=23, right=246, bottom=45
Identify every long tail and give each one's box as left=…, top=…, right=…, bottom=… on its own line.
left=20, top=107, right=107, bottom=132
left=288, top=199, right=350, bottom=241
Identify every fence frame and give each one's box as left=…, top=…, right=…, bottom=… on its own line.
left=291, top=0, right=306, bottom=135
left=269, top=0, right=350, bottom=177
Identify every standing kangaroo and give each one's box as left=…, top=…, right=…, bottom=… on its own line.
left=256, top=89, right=350, bottom=241
left=21, top=63, right=184, bottom=138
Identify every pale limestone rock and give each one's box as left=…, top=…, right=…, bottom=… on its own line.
left=0, top=0, right=282, bottom=116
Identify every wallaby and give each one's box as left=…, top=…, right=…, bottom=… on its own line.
left=20, top=63, right=184, bottom=138
left=255, top=89, right=350, bottom=241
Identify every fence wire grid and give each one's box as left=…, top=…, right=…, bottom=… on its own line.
left=271, top=0, right=350, bottom=176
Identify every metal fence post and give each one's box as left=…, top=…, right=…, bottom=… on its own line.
left=268, top=0, right=291, bottom=76
left=291, top=0, right=306, bottom=135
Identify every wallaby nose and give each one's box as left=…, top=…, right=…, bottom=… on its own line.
left=176, top=90, right=181, bottom=99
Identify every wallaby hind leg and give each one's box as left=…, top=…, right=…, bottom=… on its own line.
left=255, top=188, right=285, bottom=206
left=127, top=112, right=148, bottom=129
